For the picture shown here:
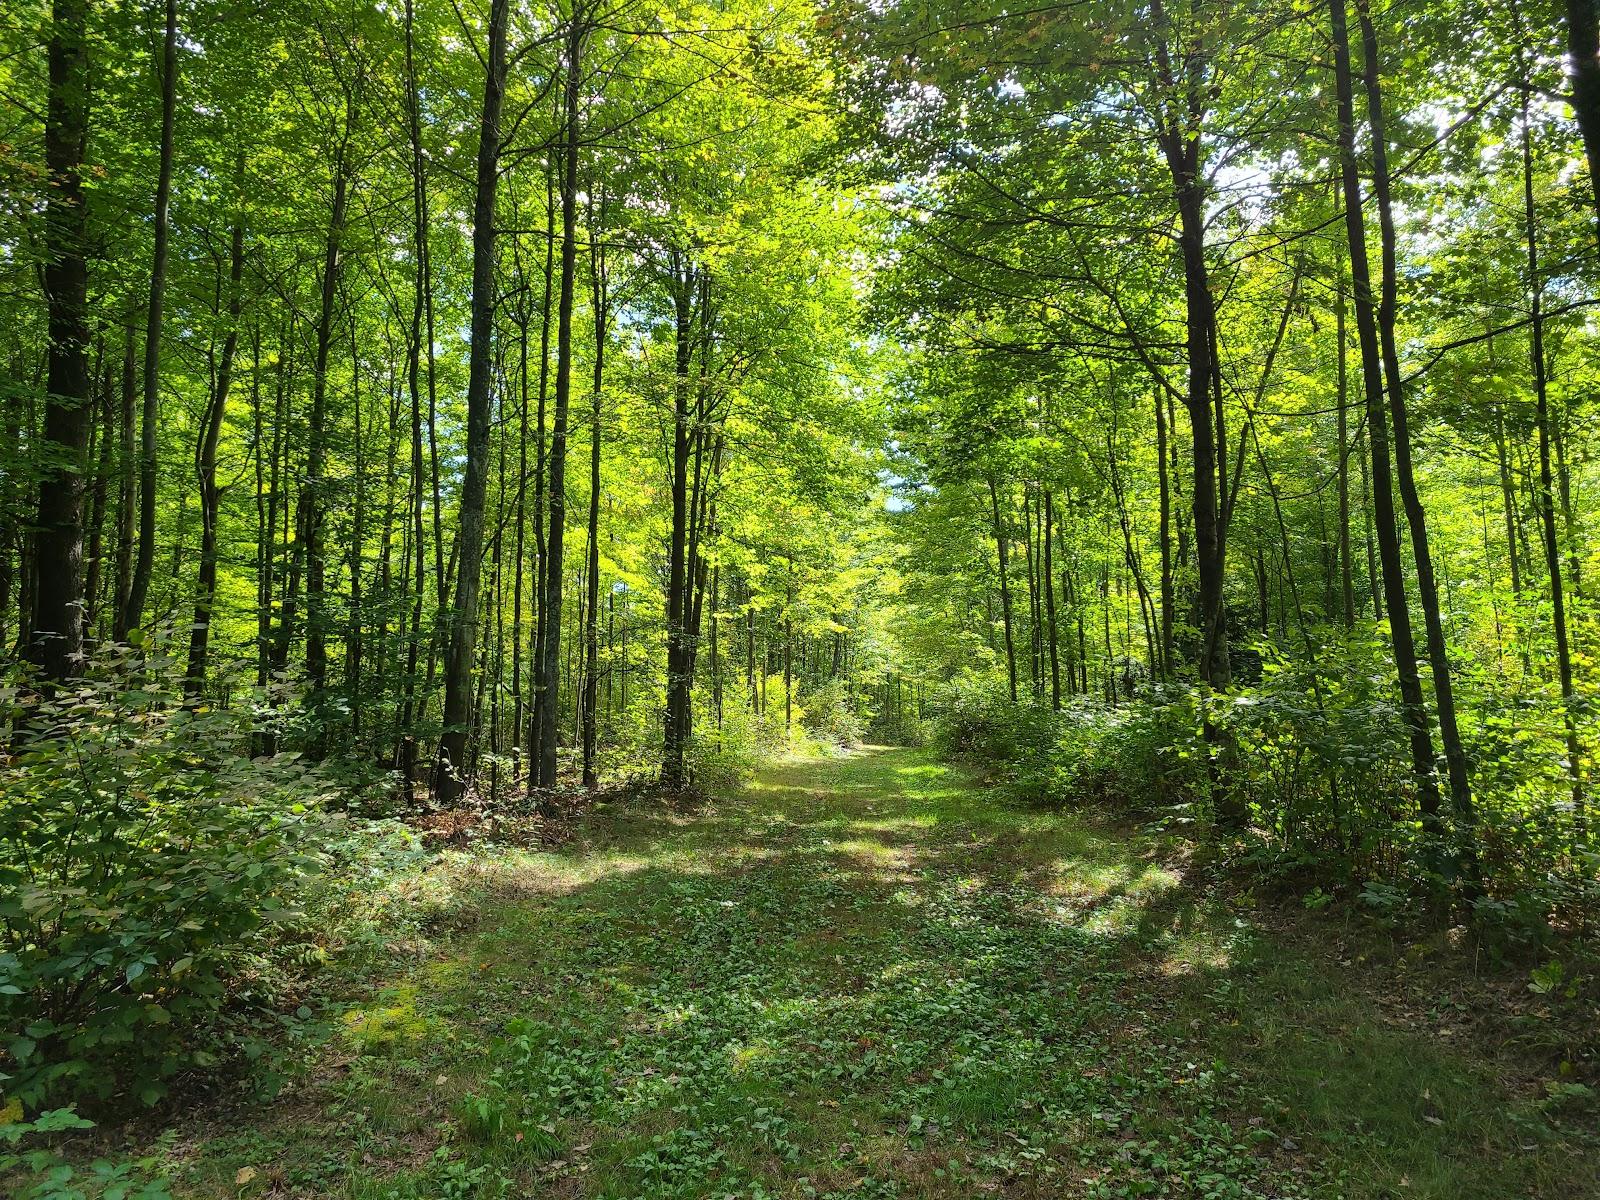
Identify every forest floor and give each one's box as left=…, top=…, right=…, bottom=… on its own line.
left=143, top=747, right=1594, bottom=1199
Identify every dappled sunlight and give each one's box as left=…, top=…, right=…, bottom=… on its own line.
left=849, top=814, right=937, bottom=835
left=150, top=746, right=1577, bottom=1200
left=486, top=849, right=656, bottom=895
left=1150, top=928, right=1237, bottom=978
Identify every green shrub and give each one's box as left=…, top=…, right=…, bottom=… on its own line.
left=0, top=646, right=342, bottom=1108
left=800, top=679, right=866, bottom=747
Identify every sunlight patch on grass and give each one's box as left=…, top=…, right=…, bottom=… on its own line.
left=488, top=849, right=654, bottom=894
left=341, top=984, right=436, bottom=1056
left=829, top=836, right=912, bottom=866
left=130, top=745, right=1598, bottom=1200
left=850, top=814, right=936, bottom=835
left=1152, top=928, right=1236, bottom=976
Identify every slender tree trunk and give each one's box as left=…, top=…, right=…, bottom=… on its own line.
left=987, top=476, right=1018, bottom=701
left=1148, top=0, right=1230, bottom=691
left=1522, top=83, right=1586, bottom=831
left=1494, top=404, right=1523, bottom=597
left=435, top=0, right=508, bottom=801
left=346, top=323, right=368, bottom=739
left=1154, top=389, right=1174, bottom=671
left=27, top=0, right=93, bottom=681
left=1329, top=0, right=1444, bottom=834
left=1357, top=3, right=1478, bottom=881
left=112, top=322, right=136, bottom=639
left=1566, top=0, right=1600, bottom=251
left=124, top=0, right=178, bottom=638
left=785, top=569, right=794, bottom=732
left=251, top=322, right=271, bottom=687
left=83, top=363, right=113, bottom=637
left=510, top=213, right=531, bottom=782
left=746, top=583, right=757, bottom=710
left=1023, top=487, right=1043, bottom=695
left=1555, top=410, right=1581, bottom=598
left=185, top=210, right=246, bottom=697
left=397, top=0, right=430, bottom=788
left=581, top=205, right=607, bottom=791
left=660, top=261, right=696, bottom=788
left=297, top=129, right=354, bottom=710
left=1044, top=489, right=1061, bottom=707
left=538, top=13, right=584, bottom=790
left=526, top=164, right=556, bottom=786
left=1336, top=246, right=1356, bottom=626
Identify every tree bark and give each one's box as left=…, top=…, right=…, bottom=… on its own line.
left=184, top=209, right=246, bottom=697
left=27, top=0, right=94, bottom=681
left=537, top=11, right=584, bottom=790
left=83, top=358, right=113, bottom=637
left=1566, top=0, right=1600, bottom=251
left=1329, top=0, right=1443, bottom=832
left=112, top=321, right=136, bottom=639
left=1522, top=80, right=1585, bottom=831
left=435, top=0, right=508, bottom=801
left=660, top=262, right=697, bottom=787
left=1356, top=1, right=1479, bottom=881
left=1043, top=489, right=1061, bottom=707
left=1336, top=246, right=1356, bottom=625
left=582, top=202, right=607, bottom=791
left=123, top=0, right=178, bottom=638
left=526, top=163, right=556, bottom=786
left=987, top=476, right=1018, bottom=701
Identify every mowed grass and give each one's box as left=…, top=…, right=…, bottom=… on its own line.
left=161, top=748, right=1594, bottom=1199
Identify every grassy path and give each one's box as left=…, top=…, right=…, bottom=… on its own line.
left=180, top=748, right=1592, bottom=1199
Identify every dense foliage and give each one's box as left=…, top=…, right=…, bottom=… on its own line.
left=849, top=0, right=1600, bottom=929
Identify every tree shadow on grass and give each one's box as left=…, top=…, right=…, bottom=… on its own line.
left=173, top=747, right=1594, bottom=1200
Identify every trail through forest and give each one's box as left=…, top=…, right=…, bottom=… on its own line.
left=162, top=750, right=1587, bottom=1199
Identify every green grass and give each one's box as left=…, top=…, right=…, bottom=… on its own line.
left=146, top=748, right=1597, bottom=1198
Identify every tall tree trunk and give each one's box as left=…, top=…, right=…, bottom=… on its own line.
left=1023, top=487, right=1042, bottom=694
left=435, top=0, right=508, bottom=801
left=297, top=122, right=354, bottom=710
left=346, top=323, right=368, bottom=739
left=27, top=0, right=93, bottom=681
left=1494, top=404, right=1523, bottom=598
left=83, top=360, right=113, bottom=637
left=1356, top=3, right=1479, bottom=882
left=185, top=210, right=246, bottom=697
left=1149, top=0, right=1230, bottom=690
left=112, top=321, right=136, bottom=638
left=1522, top=82, right=1585, bottom=831
left=1329, top=0, right=1444, bottom=834
left=660, top=261, right=697, bottom=788
left=1043, top=489, right=1061, bottom=707
left=1566, top=0, right=1600, bottom=251
left=784, top=568, right=794, bottom=732
left=1336, top=246, right=1356, bottom=626
left=1148, top=0, right=1235, bottom=824
left=1153, top=389, right=1174, bottom=671
left=123, top=0, right=178, bottom=637
left=526, top=164, right=556, bottom=785
left=510, top=206, right=532, bottom=782
left=398, top=0, right=429, bottom=788
left=537, top=12, right=584, bottom=790
left=987, top=476, right=1018, bottom=702
left=582, top=205, right=607, bottom=791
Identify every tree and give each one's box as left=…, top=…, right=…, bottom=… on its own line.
left=27, top=0, right=94, bottom=680
left=436, top=0, right=509, bottom=801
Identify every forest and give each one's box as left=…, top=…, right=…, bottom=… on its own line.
left=2, top=0, right=1599, bottom=1195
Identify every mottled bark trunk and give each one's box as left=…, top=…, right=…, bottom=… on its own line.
left=27, top=0, right=94, bottom=681
left=435, top=0, right=508, bottom=801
